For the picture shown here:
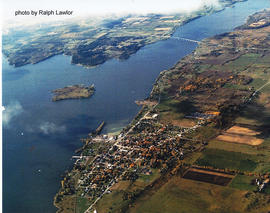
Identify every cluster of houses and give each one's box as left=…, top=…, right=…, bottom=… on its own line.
left=56, top=114, right=205, bottom=204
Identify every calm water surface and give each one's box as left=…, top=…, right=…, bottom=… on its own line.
left=3, top=0, right=270, bottom=212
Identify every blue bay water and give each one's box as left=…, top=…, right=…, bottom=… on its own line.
left=3, top=0, right=270, bottom=212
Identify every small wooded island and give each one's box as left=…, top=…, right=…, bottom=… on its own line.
left=52, top=84, right=95, bottom=101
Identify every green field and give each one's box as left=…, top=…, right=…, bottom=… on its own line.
left=95, top=189, right=130, bottom=213
left=129, top=176, right=270, bottom=213
left=229, top=175, right=257, bottom=191
left=76, top=196, right=90, bottom=213
left=195, top=149, right=258, bottom=172
left=157, top=99, right=189, bottom=115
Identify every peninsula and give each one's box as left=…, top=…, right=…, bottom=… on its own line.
left=54, top=9, right=270, bottom=213
left=52, top=84, right=95, bottom=101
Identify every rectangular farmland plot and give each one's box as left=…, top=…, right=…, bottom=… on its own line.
left=183, top=169, right=233, bottom=186
left=195, top=149, right=258, bottom=172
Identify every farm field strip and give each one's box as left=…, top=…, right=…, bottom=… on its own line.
left=215, top=125, right=264, bottom=146
left=183, top=168, right=234, bottom=186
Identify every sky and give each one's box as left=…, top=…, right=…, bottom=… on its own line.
left=2, top=0, right=220, bottom=27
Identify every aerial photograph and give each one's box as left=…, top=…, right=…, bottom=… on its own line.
left=2, top=0, right=270, bottom=212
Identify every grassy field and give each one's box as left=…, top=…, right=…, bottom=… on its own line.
left=210, top=53, right=261, bottom=73
left=264, top=187, right=270, bottom=195
left=95, top=189, right=130, bottom=213
left=208, top=139, right=262, bottom=155
left=185, top=125, right=219, bottom=141
left=195, top=148, right=258, bottom=172
left=182, top=151, right=203, bottom=165
left=229, top=175, right=257, bottom=191
left=157, top=99, right=185, bottom=115
left=129, top=176, right=270, bottom=213
left=76, top=196, right=90, bottom=213
left=156, top=98, right=197, bottom=127
left=235, top=117, right=262, bottom=126
left=207, top=138, right=270, bottom=173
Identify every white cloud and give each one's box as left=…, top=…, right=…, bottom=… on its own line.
left=3, top=0, right=221, bottom=27
left=39, top=121, right=66, bottom=135
left=2, top=101, right=23, bottom=127
left=89, top=0, right=220, bottom=15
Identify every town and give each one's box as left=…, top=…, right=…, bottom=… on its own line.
left=54, top=103, right=210, bottom=212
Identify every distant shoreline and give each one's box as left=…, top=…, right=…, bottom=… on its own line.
left=3, top=0, right=246, bottom=69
